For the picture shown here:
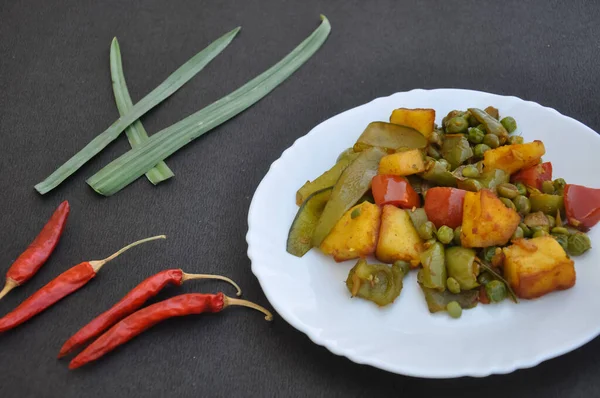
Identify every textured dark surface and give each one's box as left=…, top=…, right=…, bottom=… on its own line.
left=0, top=0, right=599, bottom=396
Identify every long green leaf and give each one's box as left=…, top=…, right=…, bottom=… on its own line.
left=34, top=27, right=241, bottom=194
left=87, top=16, right=331, bottom=196
left=110, top=38, right=174, bottom=185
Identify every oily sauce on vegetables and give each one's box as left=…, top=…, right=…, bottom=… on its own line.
left=287, top=106, right=596, bottom=318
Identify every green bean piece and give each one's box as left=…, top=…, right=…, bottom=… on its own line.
left=419, top=242, right=446, bottom=290
left=446, top=277, right=461, bottom=294
left=461, top=178, right=484, bottom=192
left=567, top=233, right=591, bottom=256
left=508, top=135, right=524, bottom=145
left=542, top=180, right=555, bottom=194
left=446, top=116, right=469, bottom=134
left=351, top=208, right=362, bottom=219
left=469, top=108, right=508, bottom=144
left=467, top=127, right=485, bottom=144
left=473, top=143, right=491, bottom=158
left=441, top=135, right=473, bottom=169
left=437, top=225, right=454, bottom=245
left=462, top=164, right=481, bottom=178
left=419, top=221, right=437, bottom=240
left=497, top=183, right=519, bottom=199
left=500, top=197, right=517, bottom=210
left=394, top=260, right=411, bottom=276
left=512, top=226, right=524, bottom=240
left=438, top=158, right=451, bottom=171
left=446, top=246, right=479, bottom=290
left=446, top=301, right=462, bottom=318
left=520, top=223, right=532, bottom=238
left=427, top=146, right=442, bottom=160
left=336, top=148, right=355, bottom=163
left=529, top=194, right=564, bottom=215
left=485, top=280, right=507, bottom=303
left=477, top=271, right=494, bottom=285
left=408, top=208, right=429, bottom=231
left=515, top=182, right=527, bottom=196
left=482, top=133, right=500, bottom=149
left=500, top=116, right=517, bottom=133
left=554, top=234, right=569, bottom=251
left=552, top=227, right=569, bottom=235
left=453, top=226, right=462, bottom=245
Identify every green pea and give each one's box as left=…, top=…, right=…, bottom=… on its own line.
left=500, top=116, right=517, bottom=133
left=497, top=183, right=519, bottom=199
left=554, top=234, right=569, bottom=251
left=427, top=146, right=441, bottom=160
left=436, top=225, right=454, bottom=245
left=462, top=178, right=483, bottom=192
left=546, top=214, right=556, bottom=229
left=499, top=197, right=517, bottom=211
left=473, top=144, right=491, bottom=158
left=482, top=133, right=500, bottom=149
left=477, top=271, right=494, bottom=285
left=520, top=223, right=532, bottom=238
left=567, top=233, right=591, bottom=256
left=438, top=158, right=451, bottom=171
left=512, top=195, right=531, bottom=216
left=541, top=180, right=555, bottom=194
left=418, top=221, right=437, bottom=240
left=482, top=246, right=498, bottom=263
left=512, top=226, right=524, bottom=240
left=446, top=277, right=461, bottom=294
left=446, top=116, right=469, bottom=134
left=467, top=127, right=485, bottom=144
left=351, top=208, right=362, bottom=219
left=453, top=226, right=462, bottom=245
left=553, top=178, right=566, bottom=194
left=476, top=124, right=486, bottom=133
left=462, top=164, right=481, bottom=178
left=485, top=280, right=507, bottom=303
left=508, top=135, right=524, bottom=145
left=533, top=229, right=549, bottom=238
left=514, top=182, right=526, bottom=196
left=552, top=227, right=569, bottom=235
left=446, top=301, right=462, bottom=318
left=424, top=238, right=438, bottom=249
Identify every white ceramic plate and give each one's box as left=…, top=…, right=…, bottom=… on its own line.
left=247, top=89, right=600, bottom=378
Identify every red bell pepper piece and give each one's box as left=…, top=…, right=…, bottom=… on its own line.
left=371, top=175, right=420, bottom=208
left=564, top=184, right=600, bottom=229
left=424, top=187, right=467, bottom=229
left=511, top=162, right=552, bottom=190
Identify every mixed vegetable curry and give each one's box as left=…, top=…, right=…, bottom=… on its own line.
left=287, top=106, right=598, bottom=318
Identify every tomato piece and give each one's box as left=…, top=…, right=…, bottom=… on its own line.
left=564, top=184, right=600, bottom=229
left=424, top=187, right=466, bottom=229
left=371, top=175, right=420, bottom=208
left=510, top=162, right=552, bottom=189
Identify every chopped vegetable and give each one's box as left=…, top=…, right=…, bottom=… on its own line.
left=35, top=27, right=241, bottom=194
left=354, top=122, right=427, bottom=153
left=564, top=184, right=600, bottom=229
left=312, top=147, right=385, bottom=246
left=371, top=175, right=420, bottom=208
left=424, top=187, right=466, bottom=229
left=419, top=284, right=479, bottom=313
left=441, top=135, right=473, bottom=170
left=511, top=162, right=552, bottom=190
left=445, top=247, right=479, bottom=290
left=419, top=242, right=446, bottom=291
left=468, top=108, right=508, bottom=144
left=346, top=259, right=408, bottom=306
left=296, top=153, right=358, bottom=205
left=287, top=187, right=332, bottom=257
left=88, top=16, right=332, bottom=196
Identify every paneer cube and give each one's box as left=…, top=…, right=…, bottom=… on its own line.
left=389, top=108, right=436, bottom=140
left=378, top=149, right=426, bottom=176
left=375, top=205, right=423, bottom=267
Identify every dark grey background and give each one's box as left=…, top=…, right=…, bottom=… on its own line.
left=1, top=0, right=599, bottom=396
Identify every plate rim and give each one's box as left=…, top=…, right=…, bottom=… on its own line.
left=247, top=88, right=600, bottom=378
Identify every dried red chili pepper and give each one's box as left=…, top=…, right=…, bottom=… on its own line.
left=58, top=269, right=241, bottom=358
left=0, top=201, right=70, bottom=300
left=0, top=235, right=165, bottom=333
left=69, top=293, right=272, bottom=369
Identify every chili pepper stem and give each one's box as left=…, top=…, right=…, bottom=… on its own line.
left=0, top=278, right=19, bottom=300
left=223, top=296, right=273, bottom=321
left=88, top=235, right=166, bottom=272
left=181, top=272, right=242, bottom=296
